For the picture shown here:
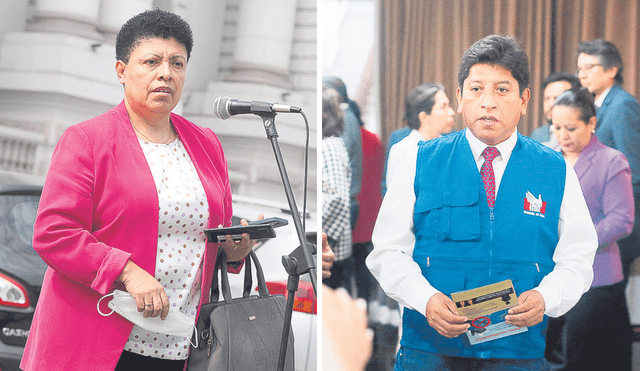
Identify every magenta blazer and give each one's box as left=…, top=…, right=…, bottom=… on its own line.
left=572, top=136, right=635, bottom=287
left=21, top=101, right=237, bottom=370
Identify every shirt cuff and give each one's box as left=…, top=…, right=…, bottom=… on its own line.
left=92, top=248, right=132, bottom=296
left=405, top=279, right=441, bottom=318
left=533, top=284, right=558, bottom=317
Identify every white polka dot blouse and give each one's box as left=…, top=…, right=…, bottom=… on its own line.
left=125, top=138, right=210, bottom=360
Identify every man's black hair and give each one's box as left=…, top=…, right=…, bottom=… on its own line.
left=543, top=72, right=581, bottom=90
left=578, top=39, right=624, bottom=85
left=458, top=35, right=529, bottom=95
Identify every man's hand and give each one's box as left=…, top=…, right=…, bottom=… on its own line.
left=505, top=290, right=545, bottom=327
left=425, top=293, right=470, bottom=338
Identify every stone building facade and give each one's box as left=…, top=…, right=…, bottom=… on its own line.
left=0, top=0, right=317, bottom=211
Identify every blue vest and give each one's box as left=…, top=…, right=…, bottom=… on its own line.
left=403, top=131, right=566, bottom=359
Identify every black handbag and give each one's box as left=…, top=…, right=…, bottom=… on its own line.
left=187, top=249, right=295, bottom=371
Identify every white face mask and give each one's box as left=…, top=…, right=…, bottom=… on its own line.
left=97, top=290, right=198, bottom=348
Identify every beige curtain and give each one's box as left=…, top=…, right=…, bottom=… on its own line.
left=378, top=0, right=640, bottom=146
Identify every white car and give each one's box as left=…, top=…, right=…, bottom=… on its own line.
left=225, top=195, right=317, bottom=371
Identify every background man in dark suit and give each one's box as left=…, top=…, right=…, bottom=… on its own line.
left=577, top=39, right=640, bottom=279
left=530, top=72, right=580, bottom=144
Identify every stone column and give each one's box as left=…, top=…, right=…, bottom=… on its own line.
left=225, top=0, right=298, bottom=89
left=26, top=0, right=102, bottom=40
left=97, top=0, right=153, bottom=44
left=170, top=0, right=226, bottom=92
left=0, top=0, right=29, bottom=41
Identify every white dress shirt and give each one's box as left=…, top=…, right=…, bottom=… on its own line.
left=386, top=129, right=424, bottom=189
left=367, top=128, right=598, bottom=319
left=594, top=86, right=612, bottom=109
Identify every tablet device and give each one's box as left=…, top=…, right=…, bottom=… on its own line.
left=205, top=224, right=276, bottom=243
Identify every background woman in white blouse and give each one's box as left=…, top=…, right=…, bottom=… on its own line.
left=383, top=83, right=455, bottom=194
left=21, top=9, right=260, bottom=371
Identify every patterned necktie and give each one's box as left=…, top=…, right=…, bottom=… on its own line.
left=481, top=147, right=500, bottom=208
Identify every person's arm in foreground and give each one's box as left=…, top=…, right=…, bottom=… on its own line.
left=322, top=285, right=373, bottom=371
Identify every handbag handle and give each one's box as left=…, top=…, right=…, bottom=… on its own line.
left=242, top=253, right=253, bottom=298
left=216, top=250, right=253, bottom=298
left=211, top=249, right=270, bottom=304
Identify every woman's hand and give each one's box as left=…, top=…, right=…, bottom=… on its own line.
left=220, top=214, right=264, bottom=261
left=118, top=260, right=170, bottom=320
left=322, top=233, right=335, bottom=279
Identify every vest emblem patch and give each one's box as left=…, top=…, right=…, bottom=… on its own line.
left=523, top=191, right=546, bottom=218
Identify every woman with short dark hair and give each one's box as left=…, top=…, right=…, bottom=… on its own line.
left=21, top=9, right=259, bottom=371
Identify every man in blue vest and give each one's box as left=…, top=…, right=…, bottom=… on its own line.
left=367, top=35, right=598, bottom=370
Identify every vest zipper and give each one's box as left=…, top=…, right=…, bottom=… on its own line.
left=535, top=262, right=540, bottom=272
left=489, top=206, right=495, bottom=283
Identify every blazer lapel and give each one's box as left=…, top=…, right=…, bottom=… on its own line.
left=171, top=115, right=227, bottom=230
left=574, top=136, right=599, bottom=180
left=596, top=84, right=620, bottom=122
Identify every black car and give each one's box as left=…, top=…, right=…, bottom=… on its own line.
left=0, top=184, right=45, bottom=371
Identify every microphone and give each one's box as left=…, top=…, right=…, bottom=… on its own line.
left=213, top=95, right=302, bottom=120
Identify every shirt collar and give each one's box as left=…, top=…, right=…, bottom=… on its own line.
left=594, top=86, right=612, bottom=109
left=465, top=128, right=518, bottom=164
left=408, top=129, right=423, bottom=141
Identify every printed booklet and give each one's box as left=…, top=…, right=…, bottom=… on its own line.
left=451, top=279, right=527, bottom=345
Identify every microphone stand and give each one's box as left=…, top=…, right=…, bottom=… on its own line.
left=251, top=102, right=317, bottom=371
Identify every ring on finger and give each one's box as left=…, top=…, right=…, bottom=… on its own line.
left=145, top=303, right=154, bottom=308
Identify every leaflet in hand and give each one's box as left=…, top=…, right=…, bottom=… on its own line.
left=450, top=279, right=527, bottom=345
